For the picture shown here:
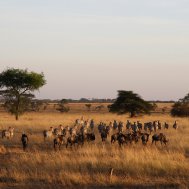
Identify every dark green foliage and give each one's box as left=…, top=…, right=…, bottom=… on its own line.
left=171, top=93, right=189, bottom=117
left=56, top=99, right=70, bottom=113
left=0, top=68, right=46, bottom=120
left=108, top=90, right=153, bottom=117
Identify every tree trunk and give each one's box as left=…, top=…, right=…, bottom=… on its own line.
left=15, top=95, right=20, bottom=120
left=130, top=111, right=135, bottom=118
left=15, top=113, right=19, bottom=120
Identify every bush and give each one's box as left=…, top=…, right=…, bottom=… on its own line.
left=171, top=93, right=189, bottom=117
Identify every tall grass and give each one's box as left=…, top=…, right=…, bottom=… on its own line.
left=0, top=111, right=189, bottom=188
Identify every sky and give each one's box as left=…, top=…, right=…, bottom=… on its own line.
left=0, top=0, right=189, bottom=100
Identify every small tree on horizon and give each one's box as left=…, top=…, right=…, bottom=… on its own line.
left=171, top=93, right=189, bottom=117
left=56, top=99, right=70, bottom=113
left=108, top=90, right=153, bottom=117
left=85, top=104, right=92, bottom=111
left=0, top=68, right=46, bottom=120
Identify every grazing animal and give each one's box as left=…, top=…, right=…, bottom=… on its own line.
left=164, top=122, right=169, bottom=129
left=43, top=127, right=54, bottom=141
left=118, top=122, right=124, bottom=133
left=101, top=131, right=108, bottom=142
left=21, top=133, right=29, bottom=151
left=152, top=133, right=168, bottom=145
left=66, top=134, right=80, bottom=148
left=113, top=120, right=118, bottom=130
left=98, top=122, right=104, bottom=133
left=111, top=133, right=119, bottom=144
left=153, top=121, right=158, bottom=132
left=137, top=121, right=143, bottom=130
left=86, top=133, right=95, bottom=142
left=90, top=119, right=95, bottom=131
left=54, top=135, right=65, bottom=150
left=158, top=121, right=162, bottom=130
left=53, top=125, right=64, bottom=136
left=126, top=120, right=131, bottom=130
left=111, top=133, right=132, bottom=145
left=131, top=122, right=138, bottom=133
left=117, top=133, right=131, bottom=147
left=131, top=132, right=140, bottom=143
left=173, top=121, right=178, bottom=130
left=141, top=133, right=150, bottom=145
left=2, top=127, right=14, bottom=139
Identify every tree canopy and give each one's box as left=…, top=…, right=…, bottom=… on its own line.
left=56, top=99, right=70, bottom=113
left=108, top=90, right=153, bottom=117
left=171, top=93, right=189, bottom=117
left=0, top=68, right=46, bottom=120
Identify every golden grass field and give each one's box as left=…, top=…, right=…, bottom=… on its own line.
left=0, top=103, right=188, bottom=189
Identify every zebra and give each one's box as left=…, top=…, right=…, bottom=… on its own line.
left=131, top=122, right=138, bottom=133
left=2, top=127, right=14, bottom=139
left=90, top=119, right=95, bottom=131
left=43, top=127, right=54, bottom=141
left=118, top=122, right=124, bottom=133
left=126, top=120, right=131, bottom=130
left=54, top=135, right=66, bottom=150
left=53, top=124, right=64, bottom=136
left=153, top=121, right=158, bottom=132
left=144, top=122, right=153, bottom=133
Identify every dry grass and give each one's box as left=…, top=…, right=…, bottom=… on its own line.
left=0, top=105, right=189, bottom=189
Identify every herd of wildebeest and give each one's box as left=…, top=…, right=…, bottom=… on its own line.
left=0, top=117, right=179, bottom=151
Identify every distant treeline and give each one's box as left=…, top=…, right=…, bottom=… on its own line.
left=39, top=98, right=115, bottom=103
left=0, top=98, right=175, bottom=104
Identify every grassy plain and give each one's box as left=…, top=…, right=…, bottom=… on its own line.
left=0, top=103, right=188, bottom=189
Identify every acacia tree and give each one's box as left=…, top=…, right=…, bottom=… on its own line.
left=0, top=68, right=46, bottom=120
left=85, top=104, right=92, bottom=111
left=108, top=90, right=153, bottom=117
left=56, top=99, right=70, bottom=113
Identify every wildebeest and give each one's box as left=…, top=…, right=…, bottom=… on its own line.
left=2, top=127, right=14, bottom=139
left=173, top=121, right=178, bottom=130
left=21, top=133, right=29, bottom=151
left=113, top=120, right=118, bottom=130
left=85, top=133, right=95, bottom=142
left=164, top=122, right=169, bottom=129
left=141, top=133, right=150, bottom=145
left=111, top=133, right=119, bottom=144
left=117, top=133, right=127, bottom=146
left=158, top=121, right=162, bottom=130
left=152, top=133, right=168, bottom=145
left=111, top=133, right=133, bottom=145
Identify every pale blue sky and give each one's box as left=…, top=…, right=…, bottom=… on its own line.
left=0, top=0, right=189, bottom=100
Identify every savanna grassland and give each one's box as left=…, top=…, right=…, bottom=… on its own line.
left=0, top=103, right=188, bottom=189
